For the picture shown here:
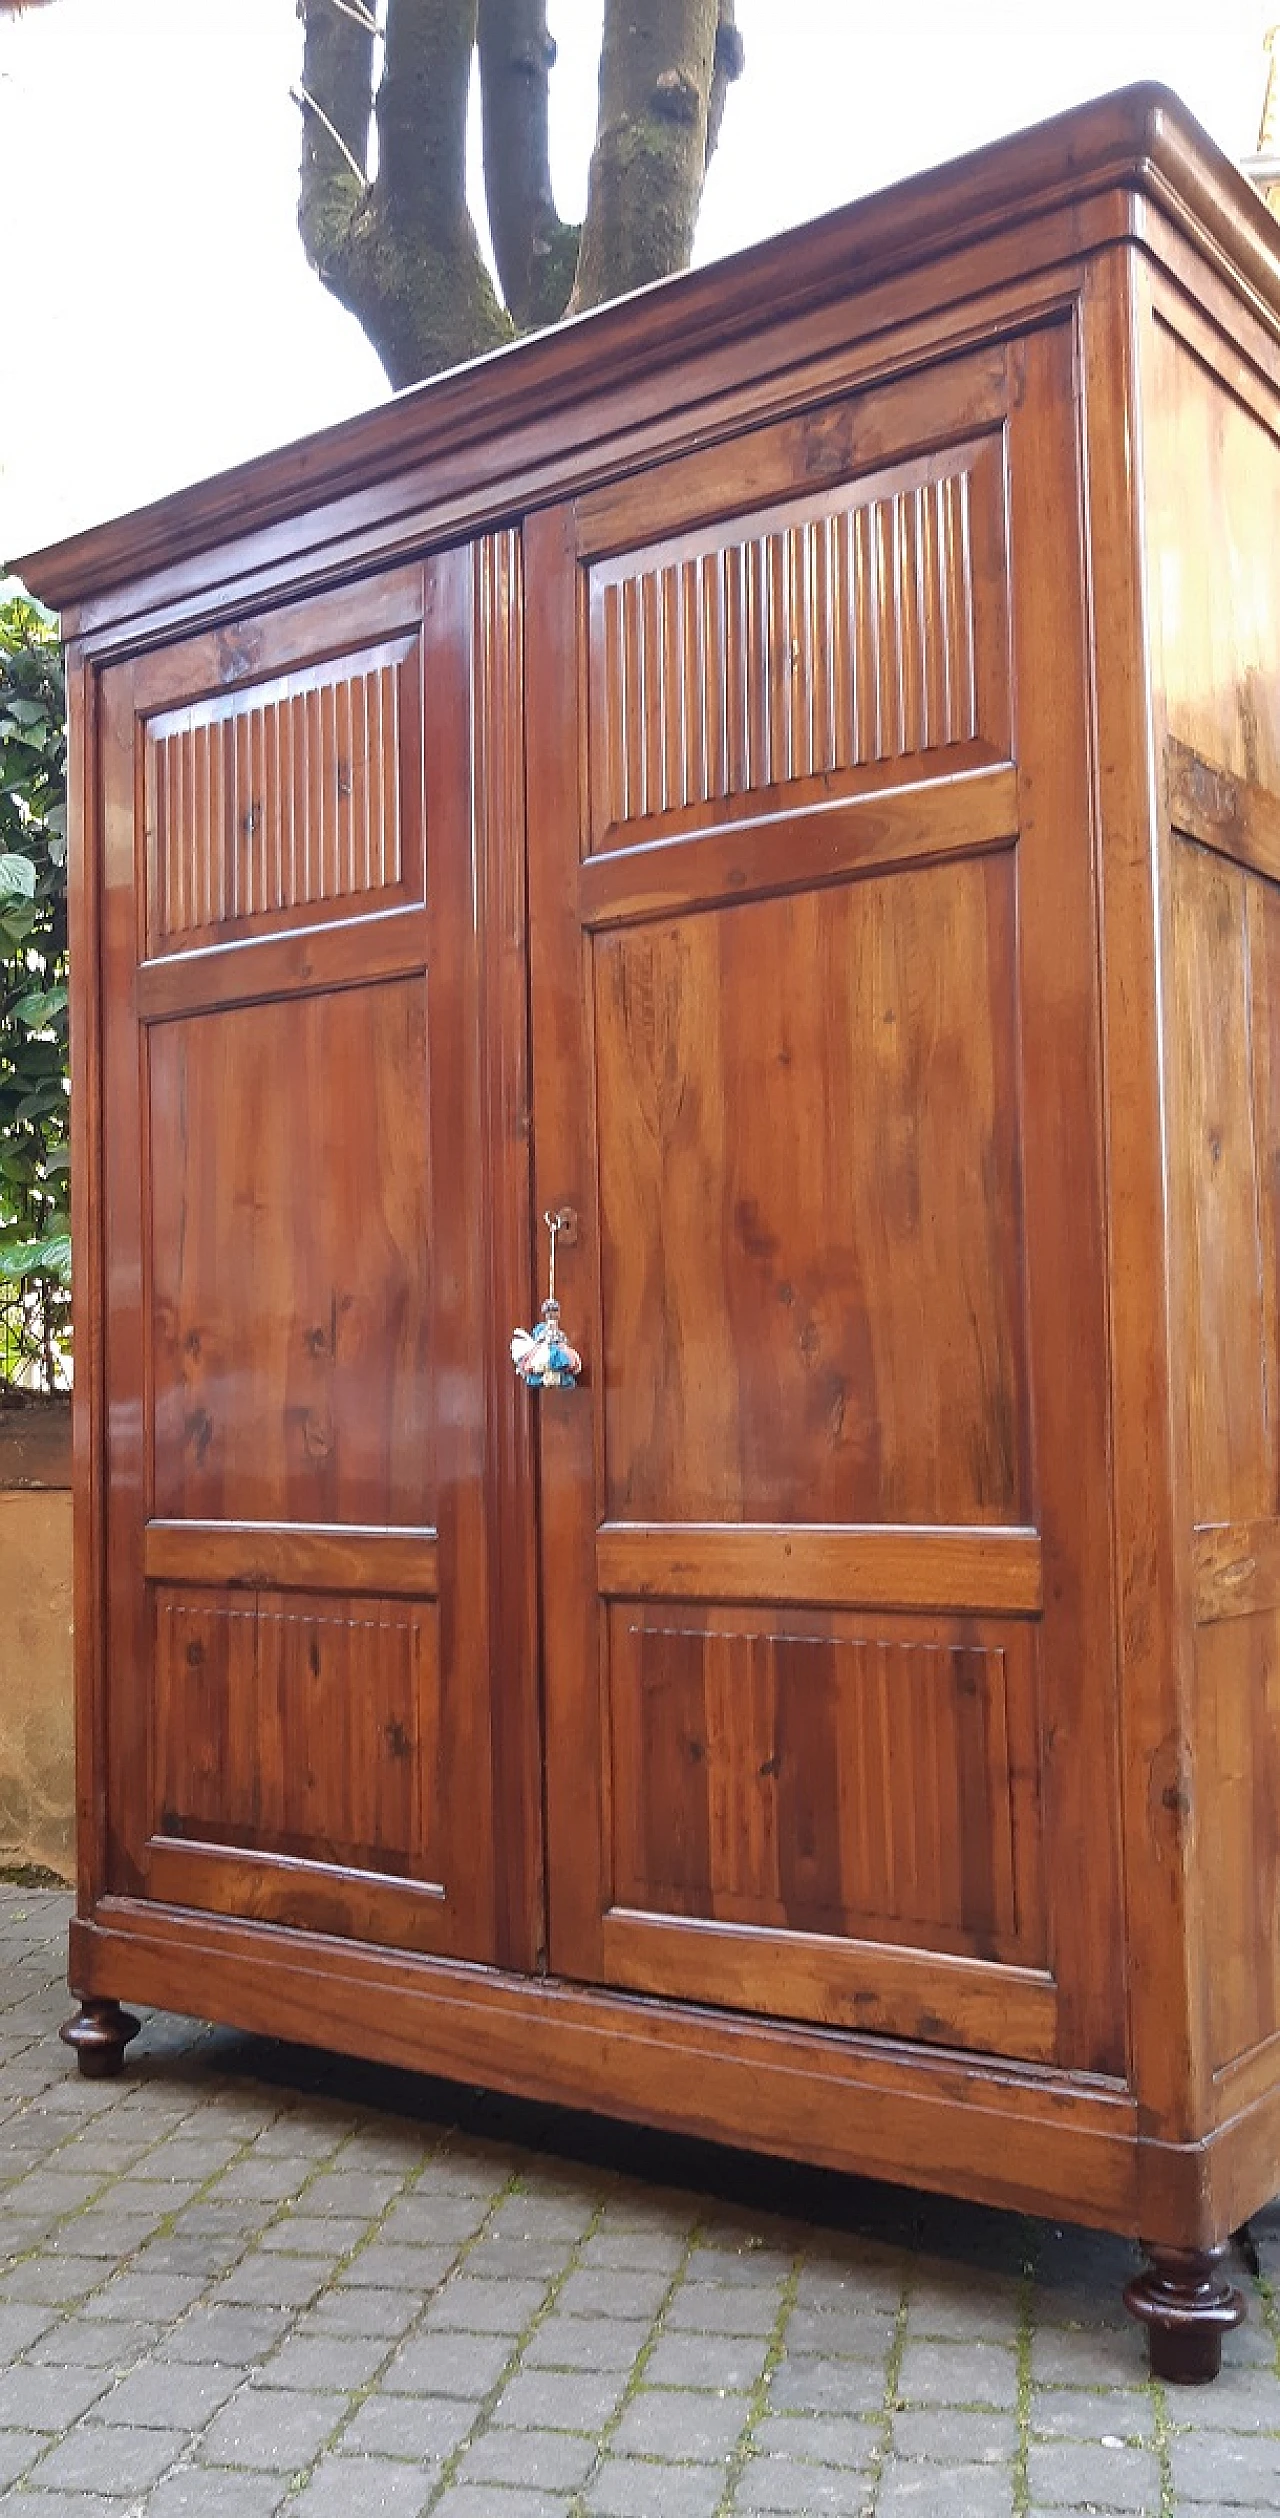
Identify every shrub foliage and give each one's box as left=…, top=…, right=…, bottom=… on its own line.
left=0, top=588, right=69, bottom=1396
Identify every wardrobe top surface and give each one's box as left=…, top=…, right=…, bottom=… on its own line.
left=15, top=80, right=1279, bottom=622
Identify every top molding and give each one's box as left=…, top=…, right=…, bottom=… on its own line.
left=14, top=81, right=1280, bottom=620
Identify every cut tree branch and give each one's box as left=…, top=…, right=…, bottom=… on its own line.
left=572, top=0, right=735, bottom=313
left=477, top=0, right=579, bottom=330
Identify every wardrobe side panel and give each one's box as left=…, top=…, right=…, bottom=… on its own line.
left=1145, top=311, right=1280, bottom=2086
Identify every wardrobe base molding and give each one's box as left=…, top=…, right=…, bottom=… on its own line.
left=68, top=1897, right=1254, bottom=2243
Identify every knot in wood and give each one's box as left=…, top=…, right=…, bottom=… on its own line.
left=653, top=67, right=700, bottom=124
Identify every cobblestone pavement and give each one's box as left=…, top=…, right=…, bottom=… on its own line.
left=3, top=1888, right=1279, bottom=2517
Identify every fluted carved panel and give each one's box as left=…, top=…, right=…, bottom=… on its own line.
left=145, top=637, right=416, bottom=947
left=608, top=1611, right=1042, bottom=1960
left=587, top=444, right=1006, bottom=844
left=152, top=1585, right=438, bottom=1876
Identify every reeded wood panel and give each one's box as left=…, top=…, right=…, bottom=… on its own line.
left=607, top=1606, right=1044, bottom=1966
left=152, top=1586, right=439, bottom=1881
left=144, top=635, right=419, bottom=951
left=148, top=977, right=431, bottom=1528
left=593, top=852, right=1030, bottom=1526
left=1168, top=834, right=1280, bottom=1526
left=587, top=437, right=1008, bottom=847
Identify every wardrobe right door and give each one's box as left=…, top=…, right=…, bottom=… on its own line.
left=523, top=327, right=1125, bottom=2076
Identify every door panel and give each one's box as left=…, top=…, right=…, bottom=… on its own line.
left=99, top=550, right=537, bottom=1966
left=525, top=332, right=1125, bottom=2070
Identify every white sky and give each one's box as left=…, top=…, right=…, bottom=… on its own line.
left=1, top=0, right=1274, bottom=564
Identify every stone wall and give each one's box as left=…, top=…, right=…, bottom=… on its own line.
left=0, top=1402, right=74, bottom=1880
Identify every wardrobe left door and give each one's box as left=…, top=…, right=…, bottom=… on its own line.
left=90, top=550, right=539, bottom=1970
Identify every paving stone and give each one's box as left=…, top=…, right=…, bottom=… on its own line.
left=785, top=2306, right=900, bottom=2362
left=1164, top=2360, right=1280, bottom=2429
left=768, top=2355, right=889, bottom=2417
left=895, top=2338, right=1020, bottom=2408
left=198, top=2386, right=345, bottom=2470
left=288, top=2453, right=435, bottom=2516
left=584, top=2455, right=728, bottom=2518
left=890, top=2406, right=1019, bottom=2461
left=211, top=2254, right=327, bottom=2308
left=554, top=2268, right=675, bottom=2321
left=1030, top=2326, right=1150, bottom=2390
left=0, top=2361, right=113, bottom=2429
left=155, top=2303, right=294, bottom=2363
left=793, top=2258, right=907, bottom=2315
left=297, top=2288, right=423, bottom=2341
left=665, top=2280, right=783, bottom=2336
left=31, top=2420, right=190, bottom=2494
left=0, top=2495, right=142, bottom=2518
left=338, top=2391, right=476, bottom=2461
left=1026, top=2439, right=1160, bottom=2509
left=753, top=2409, right=888, bottom=2466
left=493, top=2366, right=630, bottom=2432
left=461, top=2423, right=598, bottom=2488
left=146, top=2468, right=292, bottom=2518
left=78, top=2271, right=211, bottom=2322
left=735, top=2458, right=875, bottom=2513
left=613, top=2385, right=752, bottom=2461
left=257, top=2215, right=371, bottom=2258
left=0, top=2297, right=59, bottom=2355
left=521, top=2315, right=652, bottom=2372
left=336, top=2241, right=457, bottom=2292
left=424, top=2273, right=550, bottom=2332
left=433, top=2490, right=573, bottom=2518
left=382, top=2325, right=514, bottom=2396
left=576, top=2230, right=691, bottom=2274
left=87, top=2357, right=244, bottom=2429
left=906, top=2271, right=1024, bottom=2343
left=878, top=2465, right=1015, bottom=2516
left=1028, top=2390, right=1156, bottom=2442
left=643, top=2329, right=771, bottom=2391
left=0, top=2430, right=43, bottom=2488
left=1169, top=2429, right=1280, bottom=2503
left=256, top=2330, right=390, bottom=2390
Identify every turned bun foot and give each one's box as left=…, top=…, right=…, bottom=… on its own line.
left=60, top=1998, right=141, bottom=2080
left=1124, top=2243, right=1246, bottom=2383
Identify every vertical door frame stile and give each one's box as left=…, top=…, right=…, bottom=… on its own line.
left=993, top=315, right=1126, bottom=2075
left=98, top=655, right=149, bottom=1897
left=1080, top=245, right=1214, bottom=2189
left=522, top=500, right=611, bottom=1978
left=467, top=525, right=547, bottom=1974
left=66, top=645, right=108, bottom=1921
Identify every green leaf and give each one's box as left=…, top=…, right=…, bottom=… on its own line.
left=0, top=851, right=36, bottom=901
left=0, top=1232, right=71, bottom=1284
left=11, top=987, right=68, bottom=1026
left=6, top=698, right=46, bottom=727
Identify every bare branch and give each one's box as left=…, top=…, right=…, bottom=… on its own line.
left=477, top=0, right=579, bottom=329
left=320, top=0, right=380, bottom=32
left=297, top=0, right=375, bottom=275
left=292, top=82, right=367, bottom=190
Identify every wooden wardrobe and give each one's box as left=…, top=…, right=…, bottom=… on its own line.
left=21, top=83, right=1280, bottom=2380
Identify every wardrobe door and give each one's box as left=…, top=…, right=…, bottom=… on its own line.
left=524, top=330, right=1125, bottom=2072
left=94, top=540, right=541, bottom=1969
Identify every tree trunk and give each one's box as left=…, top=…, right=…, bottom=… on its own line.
left=572, top=0, right=741, bottom=314
left=297, top=0, right=743, bottom=385
left=300, top=0, right=514, bottom=389
left=477, top=0, right=579, bottom=329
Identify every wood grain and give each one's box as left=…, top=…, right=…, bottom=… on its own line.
left=596, top=1522, right=1042, bottom=1614
left=578, top=761, right=1018, bottom=932
left=142, top=1521, right=439, bottom=1597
